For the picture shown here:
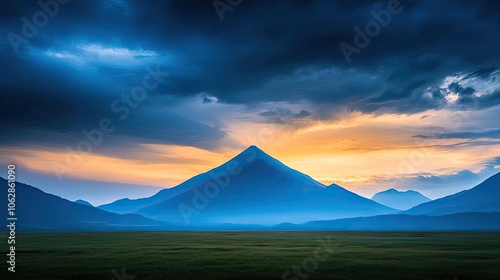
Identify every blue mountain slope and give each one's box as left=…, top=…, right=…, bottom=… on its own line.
left=0, top=178, right=165, bottom=231
left=275, top=212, right=500, bottom=230
left=98, top=170, right=215, bottom=214
left=405, top=172, right=500, bottom=215
left=134, top=146, right=396, bottom=225
left=74, top=199, right=93, bottom=207
left=99, top=145, right=329, bottom=214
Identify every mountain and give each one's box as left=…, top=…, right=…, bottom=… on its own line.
left=405, top=172, right=500, bottom=215
left=371, top=188, right=431, bottom=210
left=0, top=178, right=166, bottom=231
left=275, top=212, right=500, bottom=230
left=98, top=167, right=226, bottom=214
left=133, top=146, right=396, bottom=225
left=74, top=199, right=93, bottom=207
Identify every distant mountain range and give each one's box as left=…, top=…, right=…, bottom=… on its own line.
left=371, top=188, right=431, bottom=210
left=405, top=172, right=500, bottom=215
left=1, top=146, right=499, bottom=231
left=103, top=146, right=396, bottom=225
left=0, top=178, right=165, bottom=231
left=275, top=212, right=500, bottom=230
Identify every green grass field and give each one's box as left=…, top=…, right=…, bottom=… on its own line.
left=1, top=231, right=499, bottom=279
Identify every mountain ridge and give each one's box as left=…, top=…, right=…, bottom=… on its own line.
left=131, top=146, right=396, bottom=225
left=405, top=172, right=500, bottom=215
left=274, top=212, right=500, bottom=230
left=0, top=178, right=166, bottom=231
left=99, top=145, right=327, bottom=214
left=74, top=199, right=93, bottom=207
left=371, top=188, right=431, bottom=210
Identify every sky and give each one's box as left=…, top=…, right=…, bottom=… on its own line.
left=1, top=0, right=499, bottom=205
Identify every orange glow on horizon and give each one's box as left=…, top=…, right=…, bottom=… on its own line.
left=1, top=109, right=498, bottom=193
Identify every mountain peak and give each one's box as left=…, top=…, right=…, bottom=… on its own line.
left=372, top=188, right=431, bottom=210
left=237, top=145, right=276, bottom=163
left=383, top=188, right=418, bottom=194
left=74, top=199, right=93, bottom=207
left=244, top=145, right=265, bottom=154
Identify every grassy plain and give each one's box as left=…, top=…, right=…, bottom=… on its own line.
left=1, top=231, right=499, bottom=279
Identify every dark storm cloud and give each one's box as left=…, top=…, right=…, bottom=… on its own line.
left=1, top=0, right=499, bottom=150
left=154, top=0, right=499, bottom=112
left=413, top=129, right=500, bottom=140
left=201, top=94, right=217, bottom=104
left=446, top=71, right=500, bottom=110
left=463, top=68, right=498, bottom=80
left=258, top=107, right=312, bottom=124
left=0, top=37, right=226, bottom=151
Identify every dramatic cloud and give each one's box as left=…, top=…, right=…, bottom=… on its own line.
left=2, top=1, right=499, bottom=112
left=1, top=0, right=499, bottom=202
left=413, top=129, right=500, bottom=140
left=258, top=107, right=312, bottom=125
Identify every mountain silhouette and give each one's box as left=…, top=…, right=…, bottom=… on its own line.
left=371, top=188, right=431, bottom=210
left=2, top=154, right=498, bottom=230
left=276, top=212, right=500, bottom=230
left=405, top=172, right=500, bottom=215
left=74, top=199, right=93, bottom=207
left=130, top=146, right=396, bottom=225
left=0, top=178, right=165, bottom=230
